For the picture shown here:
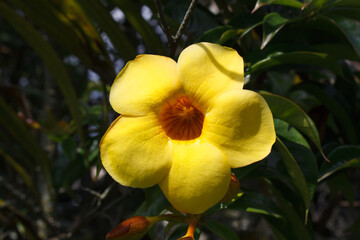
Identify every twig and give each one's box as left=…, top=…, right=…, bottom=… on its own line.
left=154, top=0, right=198, bottom=58
left=174, top=0, right=197, bottom=41
left=64, top=184, right=116, bottom=238
left=154, top=0, right=174, bottom=47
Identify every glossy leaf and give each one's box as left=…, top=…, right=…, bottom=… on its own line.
left=252, top=0, right=303, bottom=13
left=326, top=7, right=360, bottom=22
left=274, top=119, right=310, bottom=149
left=265, top=179, right=312, bottom=240
left=240, top=21, right=263, bottom=39
left=260, top=92, right=325, bottom=159
left=296, top=83, right=357, bottom=144
left=219, top=29, right=242, bottom=45
left=327, top=15, right=360, bottom=59
left=328, top=0, right=360, bottom=7
left=327, top=172, right=355, bottom=205
left=274, top=138, right=311, bottom=209
left=197, top=26, right=232, bottom=43
left=262, top=13, right=288, bottom=49
left=251, top=51, right=345, bottom=78
left=0, top=2, right=85, bottom=147
left=229, top=191, right=283, bottom=218
left=204, top=221, right=240, bottom=240
left=319, top=145, right=360, bottom=182
left=310, top=43, right=360, bottom=61
left=282, top=139, right=318, bottom=199
left=309, top=0, right=329, bottom=9
left=135, top=185, right=170, bottom=216
left=264, top=218, right=288, bottom=240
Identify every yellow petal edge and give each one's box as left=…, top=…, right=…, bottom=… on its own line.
left=110, top=55, right=181, bottom=116
left=100, top=115, right=172, bottom=188
left=178, top=42, right=244, bottom=110
left=159, top=142, right=231, bottom=214
left=202, top=90, right=276, bottom=168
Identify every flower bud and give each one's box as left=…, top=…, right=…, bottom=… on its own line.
left=221, top=173, right=240, bottom=202
left=106, top=216, right=153, bottom=240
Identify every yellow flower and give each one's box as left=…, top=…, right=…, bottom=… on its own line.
left=100, top=42, right=276, bottom=214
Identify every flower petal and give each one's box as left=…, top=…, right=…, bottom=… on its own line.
left=100, top=115, right=172, bottom=188
left=201, top=90, right=276, bottom=168
left=110, top=55, right=181, bottom=116
left=159, top=142, right=231, bottom=214
left=178, top=42, right=244, bottom=109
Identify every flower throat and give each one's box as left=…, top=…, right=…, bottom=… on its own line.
left=159, top=96, right=204, bottom=140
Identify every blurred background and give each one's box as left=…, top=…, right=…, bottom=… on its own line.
left=1, top=0, right=360, bottom=239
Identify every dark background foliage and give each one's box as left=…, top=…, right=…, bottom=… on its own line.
left=0, top=0, right=360, bottom=239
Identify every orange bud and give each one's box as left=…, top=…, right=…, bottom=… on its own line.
left=106, top=216, right=152, bottom=240
left=221, top=173, right=240, bottom=202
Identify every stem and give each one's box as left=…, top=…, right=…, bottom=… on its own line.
left=154, top=0, right=198, bottom=58
left=173, top=0, right=197, bottom=41
left=180, top=215, right=202, bottom=239
left=154, top=0, right=174, bottom=47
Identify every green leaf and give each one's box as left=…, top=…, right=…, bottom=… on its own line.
left=274, top=138, right=311, bottom=209
left=281, top=139, right=318, bottom=199
left=264, top=218, right=288, bottom=240
left=93, top=157, right=103, bottom=182
left=326, top=7, right=360, bottom=22
left=229, top=191, right=283, bottom=218
left=327, top=15, right=360, bottom=59
left=265, top=179, right=312, bottom=240
left=114, top=0, right=165, bottom=54
left=267, top=71, right=295, bottom=96
left=240, top=21, right=264, bottom=39
left=318, top=145, right=360, bottom=181
left=310, top=43, right=360, bottom=61
left=0, top=2, right=85, bottom=147
left=262, top=13, right=289, bottom=49
left=309, top=0, right=329, bottom=9
left=274, top=119, right=310, bottom=149
left=219, top=29, right=242, bottom=45
left=76, top=0, right=137, bottom=61
left=260, top=92, right=326, bottom=159
left=232, top=162, right=261, bottom=180
left=295, top=83, right=357, bottom=144
left=134, top=185, right=170, bottom=216
left=197, top=26, right=232, bottom=43
left=328, top=0, right=360, bottom=8
left=327, top=172, right=355, bottom=205
left=252, top=0, right=303, bottom=13
left=250, top=51, right=345, bottom=78
left=204, top=221, right=240, bottom=240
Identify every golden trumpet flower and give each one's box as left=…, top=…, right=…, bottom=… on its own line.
left=100, top=42, right=275, bottom=214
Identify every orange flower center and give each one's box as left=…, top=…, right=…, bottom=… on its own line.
left=159, top=96, right=204, bottom=140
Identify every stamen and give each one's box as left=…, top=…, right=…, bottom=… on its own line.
left=159, top=97, right=204, bottom=140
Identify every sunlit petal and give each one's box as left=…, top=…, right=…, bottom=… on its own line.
left=110, top=55, right=182, bottom=116
left=100, top=115, right=172, bottom=188
left=159, top=142, right=231, bottom=214
left=178, top=42, right=244, bottom=109
left=201, top=90, right=276, bottom=168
